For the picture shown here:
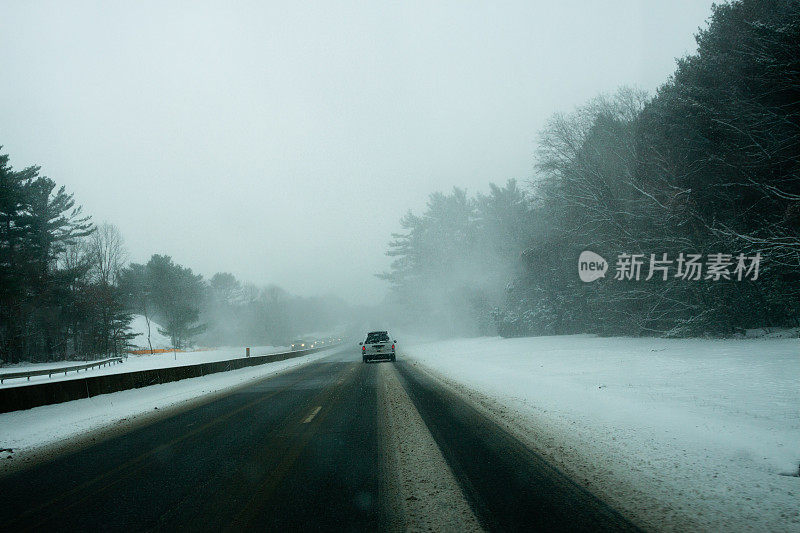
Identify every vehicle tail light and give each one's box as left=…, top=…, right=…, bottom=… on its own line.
left=392, top=344, right=395, bottom=350
left=362, top=346, right=366, bottom=352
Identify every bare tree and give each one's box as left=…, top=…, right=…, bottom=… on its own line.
left=90, top=222, right=127, bottom=285
left=89, top=223, right=131, bottom=355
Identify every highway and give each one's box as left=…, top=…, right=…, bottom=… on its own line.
left=0, top=347, right=640, bottom=532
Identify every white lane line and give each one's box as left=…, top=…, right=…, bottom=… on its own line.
left=303, top=406, right=322, bottom=424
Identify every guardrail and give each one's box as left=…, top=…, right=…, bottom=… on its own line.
left=0, top=357, right=124, bottom=384
left=0, top=344, right=341, bottom=414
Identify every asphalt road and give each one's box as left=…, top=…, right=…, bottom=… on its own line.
left=0, top=347, right=640, bottom=532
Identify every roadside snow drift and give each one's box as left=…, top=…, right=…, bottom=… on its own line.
left=402, top=335, right=799, bottom=532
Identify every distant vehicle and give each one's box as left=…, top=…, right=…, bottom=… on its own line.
left=360, top=331, right=396, bottom=363
left=291, top=340, right=312, bottom=350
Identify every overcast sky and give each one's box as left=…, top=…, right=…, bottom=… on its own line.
left=1, top=0, right=715, bottom=305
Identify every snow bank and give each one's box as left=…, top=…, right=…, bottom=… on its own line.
left=402, top=335, right=800, bottom=532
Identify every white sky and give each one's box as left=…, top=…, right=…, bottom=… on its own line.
left=0, top=0, right=715, bottom=305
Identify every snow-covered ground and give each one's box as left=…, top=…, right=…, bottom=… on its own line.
left=0, top=314, right=290, bottom=388
left=0, top=347, right=338, bottom=467
left=128, top=314, right=173, bottom=349
left=401, top=335, right=800, bottom=532
left=0, top=345, right=287, bottom=389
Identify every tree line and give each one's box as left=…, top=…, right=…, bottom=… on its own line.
left=0, top=156, right=347, bottom=364
left=118, top=256, right=347, bottom=353
left=382, top=0, right=800, bottom=338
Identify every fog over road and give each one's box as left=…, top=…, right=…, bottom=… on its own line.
left=0, top=347, right=638, bottom=532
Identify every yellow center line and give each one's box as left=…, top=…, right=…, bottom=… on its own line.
left=303, top=406, right=322, bottom=423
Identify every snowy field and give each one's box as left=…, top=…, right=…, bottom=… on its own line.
left=0, top=348, right=338, bottom=466
left=401, top=335, right=800, bottom=532
left=128, top=314, right=173, bottom=349
left=0, top=345, right=287, bottom=389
